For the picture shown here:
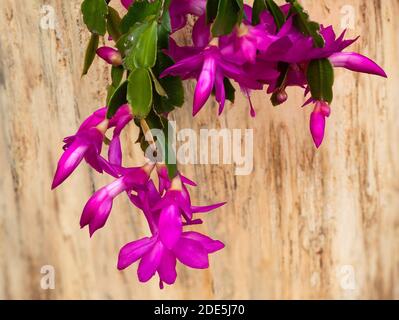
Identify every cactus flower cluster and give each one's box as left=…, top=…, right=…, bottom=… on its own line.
left=53, top=0, right=386, bottom=288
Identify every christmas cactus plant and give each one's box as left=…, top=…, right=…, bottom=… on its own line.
left=52, top=0, right=386, bottom=288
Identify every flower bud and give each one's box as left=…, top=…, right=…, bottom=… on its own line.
left=96, top=47, right=122, bottom=66
left=310, top=102, right=331, bottom=148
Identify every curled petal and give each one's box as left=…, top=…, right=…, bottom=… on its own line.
left=117, top=237, right=157, bottom=270
left=329, top=52, right=387, bottom=78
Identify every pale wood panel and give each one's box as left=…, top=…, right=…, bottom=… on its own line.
left=0, top=0, right=398, bottom=299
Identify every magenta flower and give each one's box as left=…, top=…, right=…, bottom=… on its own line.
left=163, top=45, right=248, bottom=115
left=52, top=106, right=133, bottom=189
left=120, top=174, right=225, bottom=288
left=52, top=120, right=108, bottom=189
left=118, top=231, right=224, bottom=288
left=80, top=163, right=154, bottom=236
left=219, top=6, right=289, bottom=66
left=57, top=0, right=388, bottom=290
left=269, top=22, right=386, bottom=88
left=96, top=47, right=122, bottom=66
left=163, top=13, right=281, bottom=116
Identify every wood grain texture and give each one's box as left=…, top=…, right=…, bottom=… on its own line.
left=0, top=0, right=398, bottom=299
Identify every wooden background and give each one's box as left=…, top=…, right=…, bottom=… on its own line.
left=0, top=0, right=398, bottom=299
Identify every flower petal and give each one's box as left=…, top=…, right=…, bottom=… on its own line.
left=117, top=237, right=157, bottom=270
left=174, top=237, right=209, bottom=269
left=193, top=55, right=216, bottom=116
left=80, top=177, right=127, bottom=236
left=160, top=54, right=203, bottom=79
left=157, top=249, right=177, bottom=285
left=52, top=139, right=89, bottom=189
left=191, top=202, right=227, bottom=214
left=182, top=231, right=225, bottom=253
left=159, top=204, right=182, bottom=250
left=137, top=241, right=164, bottom=283
left=192, top=15, right=210, bottom=48
left=329, top=52, right=387, bottom=78
left=310, top=111, right=326, bottom=149
left=214, top=70, right=226, bottom=115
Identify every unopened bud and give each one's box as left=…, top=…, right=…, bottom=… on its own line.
left=271, top=89, right=288, bottom=106
left=96, top=47, right=122, bottom=66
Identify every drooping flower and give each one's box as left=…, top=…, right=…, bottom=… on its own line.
left=118, top=172, right=225, bottom=288
left=261, top=17, right=386, bottom=148
left=80, top=163, right=154, bottom=236
left=52, top=119, right=108, bottom=189
left=267, top=20, right=386, bottom=96
left=52, top=106, right=133, bottom=189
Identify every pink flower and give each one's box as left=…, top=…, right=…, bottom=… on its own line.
left=118, top=231, right=224, bottom=288
left=120, top=173, right=226, bottom=287
left=52, top=120, right=108, bottom=189
left=52, top=106, right=133, bottom=189
left=80, top=163, right=154, bottom=236
left=162, top=45, right=247, bottom=115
